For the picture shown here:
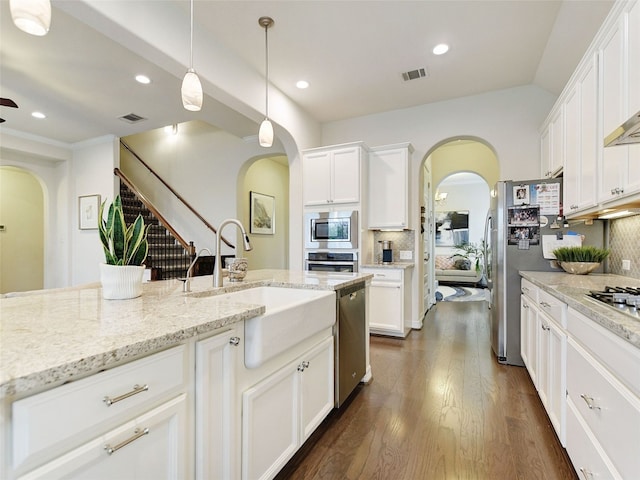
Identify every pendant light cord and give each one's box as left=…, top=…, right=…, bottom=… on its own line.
left=264, top=22, right=269, bottom=118
left=189, top=0, right=194, bottom=69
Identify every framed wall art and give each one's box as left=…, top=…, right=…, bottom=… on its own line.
left=78, top=194, right=101, bottom=230
left=250, top=191, right=275, bottom=235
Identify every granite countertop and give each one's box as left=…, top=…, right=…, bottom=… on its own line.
left=0, top=269, right=372, bottom=399
left=519, top=271, right=640, bottom=349
left=360, top=262, right=415, bottom=269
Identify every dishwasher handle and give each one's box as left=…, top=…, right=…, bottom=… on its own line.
left=338, top=282, right=365, bottom=299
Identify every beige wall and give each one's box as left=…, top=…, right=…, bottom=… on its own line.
left=241, top=157, right=290, bottom=270
left=0, top=167, right=44, bottom=293
left=430, top=140, right=500, bottom=191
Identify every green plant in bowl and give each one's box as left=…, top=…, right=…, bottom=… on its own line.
left=552, top=246, right=610, bottom=275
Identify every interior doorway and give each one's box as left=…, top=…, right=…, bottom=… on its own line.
left=0, top=166, right=45, bottom=293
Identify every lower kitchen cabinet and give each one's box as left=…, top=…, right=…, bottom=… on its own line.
left=361, top=266, right=412, bottom=337
left=519, top=278, right=567, bottom=446
left=17, top=394, right=189, bottom=480
left=241, top=336, right=334, bottom=480
left=195, top=327, right=242, bottom=480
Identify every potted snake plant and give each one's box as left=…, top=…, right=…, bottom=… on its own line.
left=98, top=195, right=149, bottom=299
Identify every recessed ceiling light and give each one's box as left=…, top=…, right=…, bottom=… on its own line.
left=433, top=43, right=449, bottom=55
left=135, top=74, right=151, bottom=84
left=31, top=111, right=46, bottom=119
left=296, top=80, right=309, bottom=89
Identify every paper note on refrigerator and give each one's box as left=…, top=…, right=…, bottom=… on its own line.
left=542, top=234, right=583, bottom=259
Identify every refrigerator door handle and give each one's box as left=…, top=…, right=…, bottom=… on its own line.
left=483, top=211, right=492, bottom=278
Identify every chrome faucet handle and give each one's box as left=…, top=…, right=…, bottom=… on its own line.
left=178, top=277, right=191, bottom=292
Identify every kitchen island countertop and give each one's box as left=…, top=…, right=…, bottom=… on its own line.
left=519, top=271, right=640, bottom=349
left=0, top=269, right=372, bottom=399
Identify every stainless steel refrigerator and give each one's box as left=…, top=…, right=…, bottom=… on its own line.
left=483, top=179, right=603, bottom=366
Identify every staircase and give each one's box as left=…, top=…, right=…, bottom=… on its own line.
left=119, top=184, right=193, bottom=280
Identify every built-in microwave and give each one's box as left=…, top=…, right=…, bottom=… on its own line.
left=304, top=210, right=358, bottom=249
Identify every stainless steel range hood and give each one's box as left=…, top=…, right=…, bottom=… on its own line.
left=604, top=110, right=640, bottom=146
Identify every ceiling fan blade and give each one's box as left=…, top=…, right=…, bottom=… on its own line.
left=0, top=98, right=19, bottom=108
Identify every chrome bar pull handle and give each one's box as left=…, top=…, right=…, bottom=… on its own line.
left=539, top=301, right=551, bottom=308
left=104, top=428, right=149, bottom=455
left=229, top=336, right=241, bottom=346
left=580, top=394, right=601, bottom=410
left=103, top=384, right=149, bottom=406
left=579, top=467, right=594, bottom=480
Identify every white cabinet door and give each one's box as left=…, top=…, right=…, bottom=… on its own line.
left=550, top=107, right=564, bottom=176
left=368, top=282, right=403, bottom=335
left=331, top=147, right=361, bottom=204
left=368, top=146, right=411, bottom=229
left=563, top=85, right=580, bottom=214
left=299, top=337, right=334, bottom=442
left=629, top=0, right=640, bottom=115
left=195, top=329, right=240, bottom=480
left=546, top=317, right=567, bottom=446
left=242, top=362, right=298, bottom=480
left=241, top=336, right=334, bottom=480
left=577, top=55, right=598, bottom=211
left=520, top=294, right=535, bottom=375
left=18, top=395, right=189, bottom=480
left=540, top=126, right=551, bottom=178
left=302, top=151, right=332, bottom=206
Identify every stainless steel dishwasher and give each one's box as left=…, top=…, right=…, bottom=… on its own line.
left=335, top=282, right=366, bottom=407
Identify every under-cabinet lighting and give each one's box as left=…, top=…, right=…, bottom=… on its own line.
left=597, top=208, right=640, bottom=219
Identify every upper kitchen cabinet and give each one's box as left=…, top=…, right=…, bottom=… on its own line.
left=599, top=1, right=640, bottom=204
left=564, top=54, right=598, bottom=216
left=367, top=143, right=414, bottom=230
left=302, top=143, right=365, bottom=207
left=540, top=106, right=564, bottom=179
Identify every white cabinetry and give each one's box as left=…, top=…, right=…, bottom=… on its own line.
left=599, top=5, right=640, bottom=204
left=566, top=307, right=640, bottom=480
left=362, top=266, right=412, bottom=338
left=195, top=327, right=241, bottom=480
left=241, top=336, right=334, bottom=480
left=367, top=143, right=413, bottom=229
left=519, top=279, right=567, bottom=446
left=302, top=143, right=363, bottom=206
left=563, top=54, right=598, bottom=215
left=540, top=107, right=564, bottom=178
left=11, top=346, right=190, bottom=480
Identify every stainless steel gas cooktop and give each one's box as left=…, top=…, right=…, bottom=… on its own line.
left=587, top=286, right=640, bottom=320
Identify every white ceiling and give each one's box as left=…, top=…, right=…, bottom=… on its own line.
left=0, top=0, right=614, bottom=145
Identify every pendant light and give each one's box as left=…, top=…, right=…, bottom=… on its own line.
left=181, top=0, right=203, bottom=111
left=258, top=16, right=274, bottom=147
left=10, top=0, right=51, bottom=36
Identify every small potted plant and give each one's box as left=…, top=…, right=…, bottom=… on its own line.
left=552, top=245, right=610, bottom=275
left=451, top=241, right=485, bottom=272
left=98, top=195, right=149, bottom=299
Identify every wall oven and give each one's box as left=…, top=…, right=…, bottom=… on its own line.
left=305, top=252, right=358, bottom=272
left=304, top=210, right=358, bottom=250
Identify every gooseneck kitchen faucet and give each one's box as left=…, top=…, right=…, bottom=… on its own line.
left=214, top=219, right=252, bottom=287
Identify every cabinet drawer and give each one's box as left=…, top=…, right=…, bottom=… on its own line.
left=568, top=307, right=640, bottom=396
left=567, top=338, right=640, bottom=479
left=12, top=345, right=188, bottom=472
left=566, top=397, right=622, bottom=479
left=520, top=278, right=537, bottom=302
left=361, top=268, right=402, bottom=282
left=537, top=288, right=566, bottom=328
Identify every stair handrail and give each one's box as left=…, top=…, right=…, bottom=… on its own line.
left=120, top=140, right=235, bottom=249
left=114, top=168, right=197, bottom=256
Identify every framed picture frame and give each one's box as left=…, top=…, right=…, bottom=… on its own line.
left=250, top=191, right=275, bottom=235
left=78, top=194, right=101, bottom=230
left=435, top=210, right=469, bottom=246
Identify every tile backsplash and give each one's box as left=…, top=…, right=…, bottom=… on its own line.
left=372, top=230, right=415, bottom=263
left=609, top=215, right=640, bottom=279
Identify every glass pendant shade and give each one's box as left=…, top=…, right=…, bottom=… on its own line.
left=259, top=118, right=274, bottom=147
left=181, top=68, right=203, bottom=112
left=10, top=0, right=51, bottom=36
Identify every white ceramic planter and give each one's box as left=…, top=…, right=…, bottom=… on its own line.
left=99, top=263, right=145, bottom=299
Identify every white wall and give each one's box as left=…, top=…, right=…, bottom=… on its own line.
left=70, top=136, right=119, bottom=285
left=322, top=85, right=555, bottom=182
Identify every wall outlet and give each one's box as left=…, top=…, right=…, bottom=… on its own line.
left=399, top=250, right=412, bottom=260
left=622, top=259, right=631, bottom=271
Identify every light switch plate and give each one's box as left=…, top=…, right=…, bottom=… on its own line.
left=399, top=250, right=412, bottom=260
left=622, top=259, right=631, bottom=270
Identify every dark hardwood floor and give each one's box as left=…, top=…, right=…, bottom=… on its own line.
left=276, top=300, right=577, bottom=480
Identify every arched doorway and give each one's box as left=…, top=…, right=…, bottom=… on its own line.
left=420, top=138, right=499, bottom=308
left=0, top=166, right=45, bottom=293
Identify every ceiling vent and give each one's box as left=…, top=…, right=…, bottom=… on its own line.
left=402, top=68, right=428, bottom=82
left=118, top=113, right=147, bottom=124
